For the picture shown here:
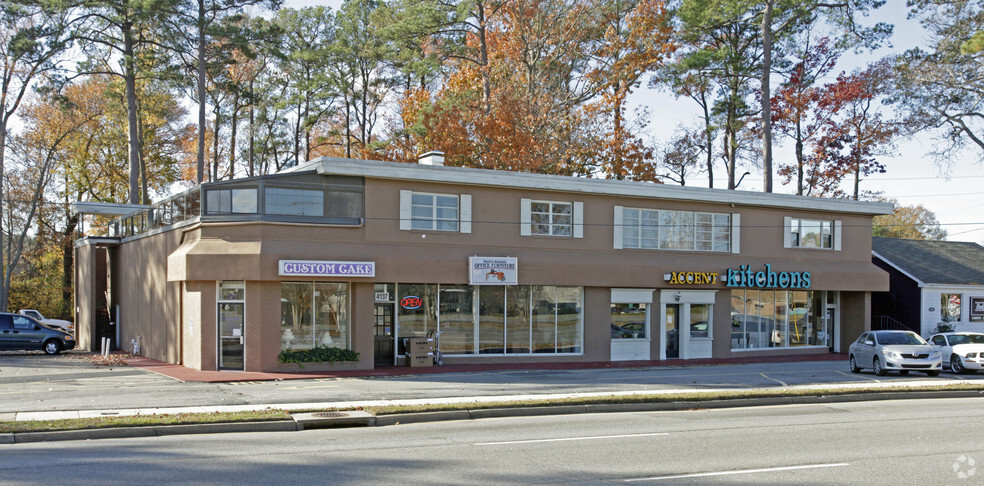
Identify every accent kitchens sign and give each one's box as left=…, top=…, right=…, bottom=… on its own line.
left=279, top=260, right=375, bottom=277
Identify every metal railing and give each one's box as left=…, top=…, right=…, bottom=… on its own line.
left=872, top=315, right=913, bottom=331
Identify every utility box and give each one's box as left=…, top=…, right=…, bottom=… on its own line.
left=406, top=337, right=434, bottom=367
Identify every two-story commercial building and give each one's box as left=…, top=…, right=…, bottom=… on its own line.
left=73, top=154, right=892, bottom=372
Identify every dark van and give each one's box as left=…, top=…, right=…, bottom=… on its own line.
left=0, top=313, right=76, bottom=355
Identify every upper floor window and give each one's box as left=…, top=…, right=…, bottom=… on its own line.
left=207, top=187, right=257, bottom=214
left=400, top=190, right=471, bottom=233
left=521, top=199, right=583, bottom=238
left=266, top=187, right=324, bottom=217
left=785, top=217, right=841, bottom=250
left=413, top=193, right=458, bottom=231
left=532, top=201, right=571, bottom=236
left=617, top=207, right=731, bottom=252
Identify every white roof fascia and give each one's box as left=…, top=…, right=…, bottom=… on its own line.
left=921, top=283, right=984, bottom=291
left=309, top=157, right=894, bottom=216
left=72, top=201, right=152, bottom=216
left=872, top=250, right=926, bottom=288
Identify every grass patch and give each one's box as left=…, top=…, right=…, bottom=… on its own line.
left=357, top=382, right=984, bottom=415
left=0, top=410, right=291, bottom=434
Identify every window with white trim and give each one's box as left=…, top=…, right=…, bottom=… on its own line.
left=617, top=207, right=731, bottom=252
left=532, top=201, right=572, bottom=236
left=521, top=199, right=583, bottom=238
left=399, top=190, right=472, bottom=233
left=785, top=217, right=840, bottom=250
left=413, top=193, right=458, bottom=231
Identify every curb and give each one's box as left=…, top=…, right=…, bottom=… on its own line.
left=3, top=390, right=983, bottom=444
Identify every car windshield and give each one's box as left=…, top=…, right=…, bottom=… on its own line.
left=949, top=334, right=984, bottom=345
left=877, top=332, right=926, bottom=345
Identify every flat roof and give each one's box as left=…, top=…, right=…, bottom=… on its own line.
left=293, top=157, right=894, bottom=216
left=72, top=201, right=152, bottom=216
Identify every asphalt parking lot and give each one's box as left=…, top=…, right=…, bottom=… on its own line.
left=3, top=350, right=984, bottom=416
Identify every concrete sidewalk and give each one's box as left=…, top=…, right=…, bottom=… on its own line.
left=126, top=353, right=850, bottom=383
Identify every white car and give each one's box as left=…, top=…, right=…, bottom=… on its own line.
left=928, top=332, right=984, bottom=374
left=18, top=309, right=73, bottom=332
left=849, top=330, right=942, bottom=376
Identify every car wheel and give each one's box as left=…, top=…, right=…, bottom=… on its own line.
left=43, top=340, right=62, bottom=355
left=926, top=370, right=940, bottom=377
left=849, top=355, right=860, bottom=373
left=873, top=357, right=886, bottom=376
left=951, top=355, right=964, bottom=374
left=899, top=370, right=909, bottom=375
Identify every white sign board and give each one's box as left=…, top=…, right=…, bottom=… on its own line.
left=279, top=260, right=375, bottom=277
left=469, top=256, right=518, bottom=285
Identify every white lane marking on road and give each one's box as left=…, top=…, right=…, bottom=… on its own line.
left=759, top=373, right=788, bottom=386
left=475, top=432, right=668, bottom=446
left=623, top=462, right=850, bottom=482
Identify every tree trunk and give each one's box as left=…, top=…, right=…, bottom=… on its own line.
left=137, top=97, right=149, bottom=204
left=61, top=213, right=79, bottom=318
left=123, top=21, right=141, bottom=204
left=700, top=90, right=713, bottom=188
left=248, top=78, right=255, bottom=177
left=196, top=0, right=207, bottom=184
left=0, top=119, right=8, bottom=310
left=230, top=92, right=239, bottom=178
left=212, top=105, right=221, bottom=180
left=761, top=0, right=774, bottom=193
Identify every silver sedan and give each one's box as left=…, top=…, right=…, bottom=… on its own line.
left=849, top=330, right=942, bottom=376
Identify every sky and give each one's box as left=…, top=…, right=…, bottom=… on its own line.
left=287, top=0, right=984, bottom=244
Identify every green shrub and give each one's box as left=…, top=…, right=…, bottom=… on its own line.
left=278, top=345, right=359, bottom=364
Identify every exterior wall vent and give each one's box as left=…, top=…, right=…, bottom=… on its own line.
left=418, top=151, right=445, bottom=166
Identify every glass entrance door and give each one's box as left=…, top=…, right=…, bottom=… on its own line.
left=374, top=303, right=395, bottom=366
left=218, top=302, right=244, bottom=371
left=665, top=304, right=680, bottom=358
left=825, top=308, right=835, bottom=351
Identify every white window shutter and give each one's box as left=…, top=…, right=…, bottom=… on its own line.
left=399, top=190, right=412, bottom=231
left=613, top=206, right=624, bottom=249
left=520, top=198, right=532, bottom=236
left=834, top=220, right=842, bottom=251
left=783, top=216, right=792, bottom=248
left=459, top=194, right=472, bottom=233
left=573, top=202, right=584, bottom=238
left=731, top=213, right=741, bottom=254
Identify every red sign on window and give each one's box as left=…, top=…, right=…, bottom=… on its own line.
left=401, top=296, right=422, bottom=309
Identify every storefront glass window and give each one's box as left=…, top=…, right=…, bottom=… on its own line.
left=397, top=284, right=437, bottom=354
left=531, top=286, right=558, bottom=352
left=788, top=291, right=809, bottom=347
left=942, top=294, right=961, bottom=322
left=506, top=286, right=532, bottom=353
left=315, top=283, right=348, bottom=347
left=732, top=289, right=831, bottom=350
left=439, top=285, right=474, bottom=354
left=611, top=303, right=647, bottom=339
left=479, top=286, right=506, bottom=354
left=690, top=304, right=710, bottom=338
left=280, top=282, right=349, bottom=351
left=556, top=287, right=582, bottom=353
left=394, top=284, right=582, bottom=356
